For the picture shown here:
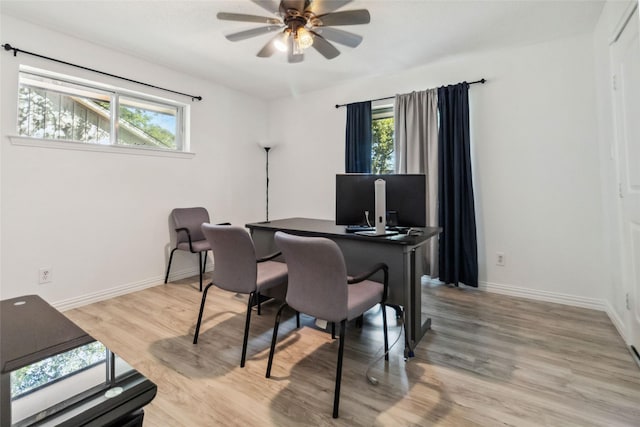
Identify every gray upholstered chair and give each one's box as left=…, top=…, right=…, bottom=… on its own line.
left=164, top=207, right=211, bottom=291
left=193, top=224, right=288, bottom=368
left=266, top=231, right=389, bottom=418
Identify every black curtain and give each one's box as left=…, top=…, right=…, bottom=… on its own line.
left=345, top=101, right=372, bottom=173
left=437, top=83, right=478, bottom=287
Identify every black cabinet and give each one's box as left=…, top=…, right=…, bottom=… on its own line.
left=1, top=295, right=157, bottom=426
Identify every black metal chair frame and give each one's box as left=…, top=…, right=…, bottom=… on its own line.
left=193, top=251, right=294, bottom=368
left=164, top=226, right=208, bottom=292
left=165, top=220, right=231, bottom=292
left=266, top=263, right=389, bottom=418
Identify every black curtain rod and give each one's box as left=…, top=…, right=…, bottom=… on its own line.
left=2, top=43, right=203, bottom=101
left=334, top=78, right=486, bottom=109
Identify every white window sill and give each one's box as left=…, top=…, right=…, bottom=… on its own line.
left=8, top=136, right=195, bottom=159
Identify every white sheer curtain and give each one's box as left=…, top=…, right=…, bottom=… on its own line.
left=394, top=89, right=439, bottom=278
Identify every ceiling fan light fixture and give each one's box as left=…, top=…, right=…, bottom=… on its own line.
left=296, top=27, right=314, bottom=49
left=218, top=1, right=370, bottom=62
left=274, top=30, right=290, bottom=52
left=292, top=34, right=304, bottom=55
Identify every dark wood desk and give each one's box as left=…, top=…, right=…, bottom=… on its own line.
left=246, top=218, right=440, bottom=354
left=1, top=295, right=157, bottom=426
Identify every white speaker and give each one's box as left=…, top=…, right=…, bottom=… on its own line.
left=374, top=179, right=386, bottom=235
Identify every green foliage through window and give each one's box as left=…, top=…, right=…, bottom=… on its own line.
left=18, top=87, right=110, bottom=144
left=371, top=107, right=394, bottom=174
left=118, top=106, right=176, bottom=148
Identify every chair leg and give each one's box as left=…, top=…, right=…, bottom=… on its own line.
left=381, top=303, right=389, bottom=361
left=164, top=248, right=178, bottom=283
left=296, top=311, right=300, bottom=328
left=240, top=292, right=254, bottom=368
left=257, top=292, right=261, bottom=315
left=202, top=251, right=208, bottom=274
left=198, top=252, right=203, bottom=292
left=355, top=314, right=364, bottom=328
left=266, top=303, right=288, bottom=378
left=331, top=322, right=336, bottom=339
left=193, top=282, right=215, bottom=344
left=333, top=319, right=346, bottom=418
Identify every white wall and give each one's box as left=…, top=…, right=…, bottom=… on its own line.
left=268, top=33, right=607, bottom=307
left=0, top=15, right=269, bottom=307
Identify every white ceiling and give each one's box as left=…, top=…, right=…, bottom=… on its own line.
left=0, top=0, right=605, bottom=100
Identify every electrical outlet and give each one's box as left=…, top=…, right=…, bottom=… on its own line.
left=496, top=252, right=505, bottom=266
left=39, top=267, right=52, bottom=284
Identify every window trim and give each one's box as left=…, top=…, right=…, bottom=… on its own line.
left=16, top=65, right=191, bottom=154
left=8, top=135, right=195, bottom=159
left=372, top=104, right=394, bottom=120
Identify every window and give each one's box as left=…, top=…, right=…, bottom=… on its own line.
left=371, top=104, right=394, bottom=174
left=17, top=69, right=186, bottom=151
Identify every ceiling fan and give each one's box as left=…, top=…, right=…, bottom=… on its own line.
left=217, top=0, right=370, bottom=63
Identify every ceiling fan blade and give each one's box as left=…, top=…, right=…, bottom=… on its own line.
left=307, top=0, right=353, bottom=16
left=257, top=34, right=282, bottom=57
left=250, top=0, right=280, bottom=14
left=226, top=25, right=282, bottom=42
left=281, top=0, right=307, bottom=13
left=313, top=27, right=362, bottom=47
left=318, top=9, right=370, bottom=26
left=217, top=12, right=281, bottom=25
left=311, top=34, right=340, bottom=59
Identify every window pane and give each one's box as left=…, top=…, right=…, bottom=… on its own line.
left=17, top=86, right=111, bottom=143
left=118, top=96, right=179, bottom=150
left=18, top=75, right=111, bottom=144
left=372, top=117, right=395, bottom=174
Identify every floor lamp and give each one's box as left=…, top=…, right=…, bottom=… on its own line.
left=258, top=142, right=274, bottom=222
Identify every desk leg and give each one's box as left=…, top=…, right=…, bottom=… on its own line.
left=405, top=246, right=432, bottom=359
left=404, top=248, right=417, bottom=358
left=414, top=246, right=432, bottom=344
left=385, top=303, right=414, bottom=359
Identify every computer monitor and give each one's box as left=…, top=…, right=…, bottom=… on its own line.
left=335, top=174, right=427, bottom=227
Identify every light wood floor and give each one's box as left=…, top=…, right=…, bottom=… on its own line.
left=65, top=276, right=640, bottom=426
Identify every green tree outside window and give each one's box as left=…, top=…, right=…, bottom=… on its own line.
left=371, top=109, right=394, bottom=174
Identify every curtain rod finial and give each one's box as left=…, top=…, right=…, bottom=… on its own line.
left=2, top=43, right=17, bottom=56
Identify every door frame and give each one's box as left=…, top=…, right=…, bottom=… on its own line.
left=610, top=0, right=640, bottom=366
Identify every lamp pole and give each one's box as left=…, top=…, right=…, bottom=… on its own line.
left=264, top=146, right=271, bottom=222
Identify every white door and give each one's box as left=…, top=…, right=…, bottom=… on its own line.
left=612, top=4, right=640, bottom=357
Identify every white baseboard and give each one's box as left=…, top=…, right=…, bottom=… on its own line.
left=478, top=280, right=634, bottom=349
left=481, top=279, right=634, bottom=361
left=54, top=266, right=207, bottom=312
left=478, top=280, right=607, bottom=311
left=605, top=299, right=629, bottom=343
